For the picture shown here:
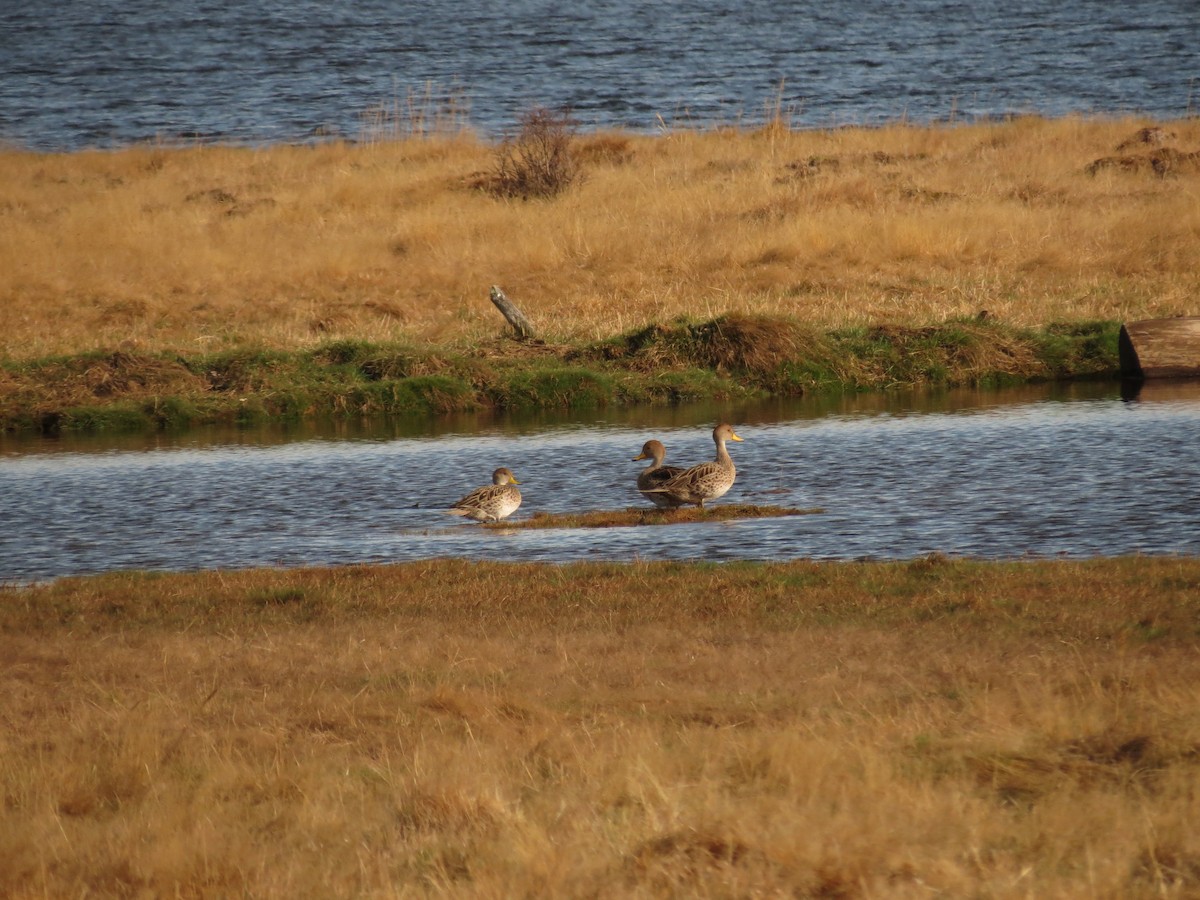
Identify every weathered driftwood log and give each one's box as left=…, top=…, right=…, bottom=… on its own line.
left=489, top=285, right=536, bottom=340
left=1119, top=317, right=1200, bottom=379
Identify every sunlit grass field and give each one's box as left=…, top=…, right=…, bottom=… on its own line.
left=2, top=558, right=1199, bottom=897
left=2, top=115, right=1198, bottom=359
left=3, top=115, right=1198, bottom=896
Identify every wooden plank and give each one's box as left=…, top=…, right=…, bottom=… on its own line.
left=489, top=285, right=536, bottom=340
left=1118, top=316, right=1200, bottom=379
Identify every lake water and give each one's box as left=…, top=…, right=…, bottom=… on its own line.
left=2, top=382, right=1198, bottom=582
left=2, top=0, right=1198, bottom=151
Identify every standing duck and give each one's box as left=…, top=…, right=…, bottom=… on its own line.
left=648, top=423, right=743, bottom=508
left=446, top=467, right=523, bottom=523
left=632, top=439, right=686, bottom=508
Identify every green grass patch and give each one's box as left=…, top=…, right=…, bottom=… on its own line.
left=1031, top=321, right=1123, bottom=377
left=0, top=317, right=1123, bottom=434
left=352, top=375, right=476, bottom=416
left=492, top=366, right=615, bottom=409
left=56, top=401, right=156, bottom=432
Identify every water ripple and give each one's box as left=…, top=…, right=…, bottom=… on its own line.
left=2, top=386, right=1198, bottom=580
left=1, top=0, right=1198, bottom=150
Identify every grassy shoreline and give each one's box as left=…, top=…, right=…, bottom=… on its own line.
left=0, top=314, right=1119, bottom=433
left=3, top=557, right=1198, bottom=896
left=4, top=114, right=1195, bottom=433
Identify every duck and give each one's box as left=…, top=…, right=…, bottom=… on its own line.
left=645, top=423, right=743, bottom=508
left=446, top=467, right=522, bottom=523
left=632, top=439, right=686, bottom=508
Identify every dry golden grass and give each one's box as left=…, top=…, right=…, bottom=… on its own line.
left=2, top=115, right=1198, bottom=360
left=2, top=557, right=1199, bottom=897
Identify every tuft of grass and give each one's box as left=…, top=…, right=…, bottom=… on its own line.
left=1032, top=320, right=1125, bottom=377
left=356, top=81, right=473, bottom=143
left=489, top=365, right=614, bottom=409
left=600, top=312, right=820, bottom=377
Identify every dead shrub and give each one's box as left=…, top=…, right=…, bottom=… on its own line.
left=485, top=107, right=580, bottom=200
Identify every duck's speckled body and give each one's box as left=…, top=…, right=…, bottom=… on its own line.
left=447, top=467, right=523, bottom=523
left=647, top=424, right=743, bottom=509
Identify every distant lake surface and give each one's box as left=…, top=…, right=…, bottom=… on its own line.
left=2, top=0, right=1198, bottom=151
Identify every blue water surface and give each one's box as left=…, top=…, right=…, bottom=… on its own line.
left=2, top=0, right=1197, bottom=150
left=2, top=385, right=1198, bottom=582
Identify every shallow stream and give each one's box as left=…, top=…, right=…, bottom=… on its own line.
left=2, top=381, right=1198, bottom=582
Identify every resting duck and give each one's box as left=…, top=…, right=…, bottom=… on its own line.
left=632, top=439, right=686, bottom=508
left=446, top=467, right=522, bottom=523
left=646, top=423, right=743, bottom=508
